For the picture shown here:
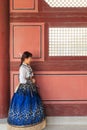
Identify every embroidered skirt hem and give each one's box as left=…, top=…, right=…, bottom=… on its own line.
left=7, top=118, right=46, bottom=130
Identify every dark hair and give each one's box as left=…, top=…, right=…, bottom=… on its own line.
left=20, top=51, right=32, bottom=66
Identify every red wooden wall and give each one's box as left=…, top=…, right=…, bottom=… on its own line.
left=10, top=0, right=87, bottom=116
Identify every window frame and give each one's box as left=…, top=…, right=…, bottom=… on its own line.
left=46, top=22, right=87, bottom=61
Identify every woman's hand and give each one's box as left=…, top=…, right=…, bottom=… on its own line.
left=32, top=78, right=36, bottom=83
left=14, top=83, right=19, bottom=93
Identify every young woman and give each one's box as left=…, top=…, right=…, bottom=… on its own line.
left=7, top=51, right=46, bottom=130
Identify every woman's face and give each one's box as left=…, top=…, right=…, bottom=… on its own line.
left=25, top=57, right=32, bottom=64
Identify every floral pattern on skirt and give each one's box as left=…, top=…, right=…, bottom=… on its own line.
left=7, top=82, right=46, bottom=128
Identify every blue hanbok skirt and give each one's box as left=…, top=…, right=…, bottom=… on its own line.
left=7, top=81, right=46, bottom=129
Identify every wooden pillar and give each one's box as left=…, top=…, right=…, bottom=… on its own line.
left=0, top=0, right=10, bottom=118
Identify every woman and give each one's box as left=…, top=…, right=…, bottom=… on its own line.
left=7, top=51, right=46, bottom=130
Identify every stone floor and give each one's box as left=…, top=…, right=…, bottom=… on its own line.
left=1, top=124, right=87, bottom=130
left=1, top=117, right=87, bottom=130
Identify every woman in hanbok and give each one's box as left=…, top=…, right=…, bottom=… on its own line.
left=7, top=51, right=46, bottom=130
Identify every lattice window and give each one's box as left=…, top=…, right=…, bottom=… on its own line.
left=49, top=28, right=87, bottom=56
left=44, top=0, right=87, bottom=7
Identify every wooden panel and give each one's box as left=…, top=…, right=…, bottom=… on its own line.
left=44, top=103, right=87, bottom=116
left=10, top=22, right=45, bottom=62
left=10, top=0, right=38, bottom=12
left=35, top=73, right=87, bottom=101
left=10, top=71, right=87, bottom=116
left=10, top=72, right=19, bottom=98
left=10, top=71, right=87, bottom=101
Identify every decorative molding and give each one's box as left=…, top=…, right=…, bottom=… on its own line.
left=10, top=23, right=45, bottom=62
left=10, top=0, right=38, bottom=12
left=11, top=71, right=87, bottom=101
left=12, top=25, right=42, bottom=59
left=10, top=60, right=87, bottom=71
left=44, top=103, right=87, bottom=116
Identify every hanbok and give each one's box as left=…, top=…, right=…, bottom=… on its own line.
left=7, top=63, right=46, bottom=130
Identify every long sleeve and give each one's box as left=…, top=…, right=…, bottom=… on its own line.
left=19, top=64, right=34, bottom=83
left=19, top=66, right=27, bottom=83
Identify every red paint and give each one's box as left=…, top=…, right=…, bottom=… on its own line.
left=10, top=0, right=38, bottom=12
left=9, top=0, right=87, bottom=116
left=10, top=71, right=87, bottom=101
left=44, top=103, right=87, bottom=116
left=10, top=23, right=45, bottom=62
left=36, top=74, right=87, bottom=100
left=10, top=71, right=87, bottom=116
left=0, top=0, right=10, bottom=118
left=14, top=0, right=35, bottom=9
